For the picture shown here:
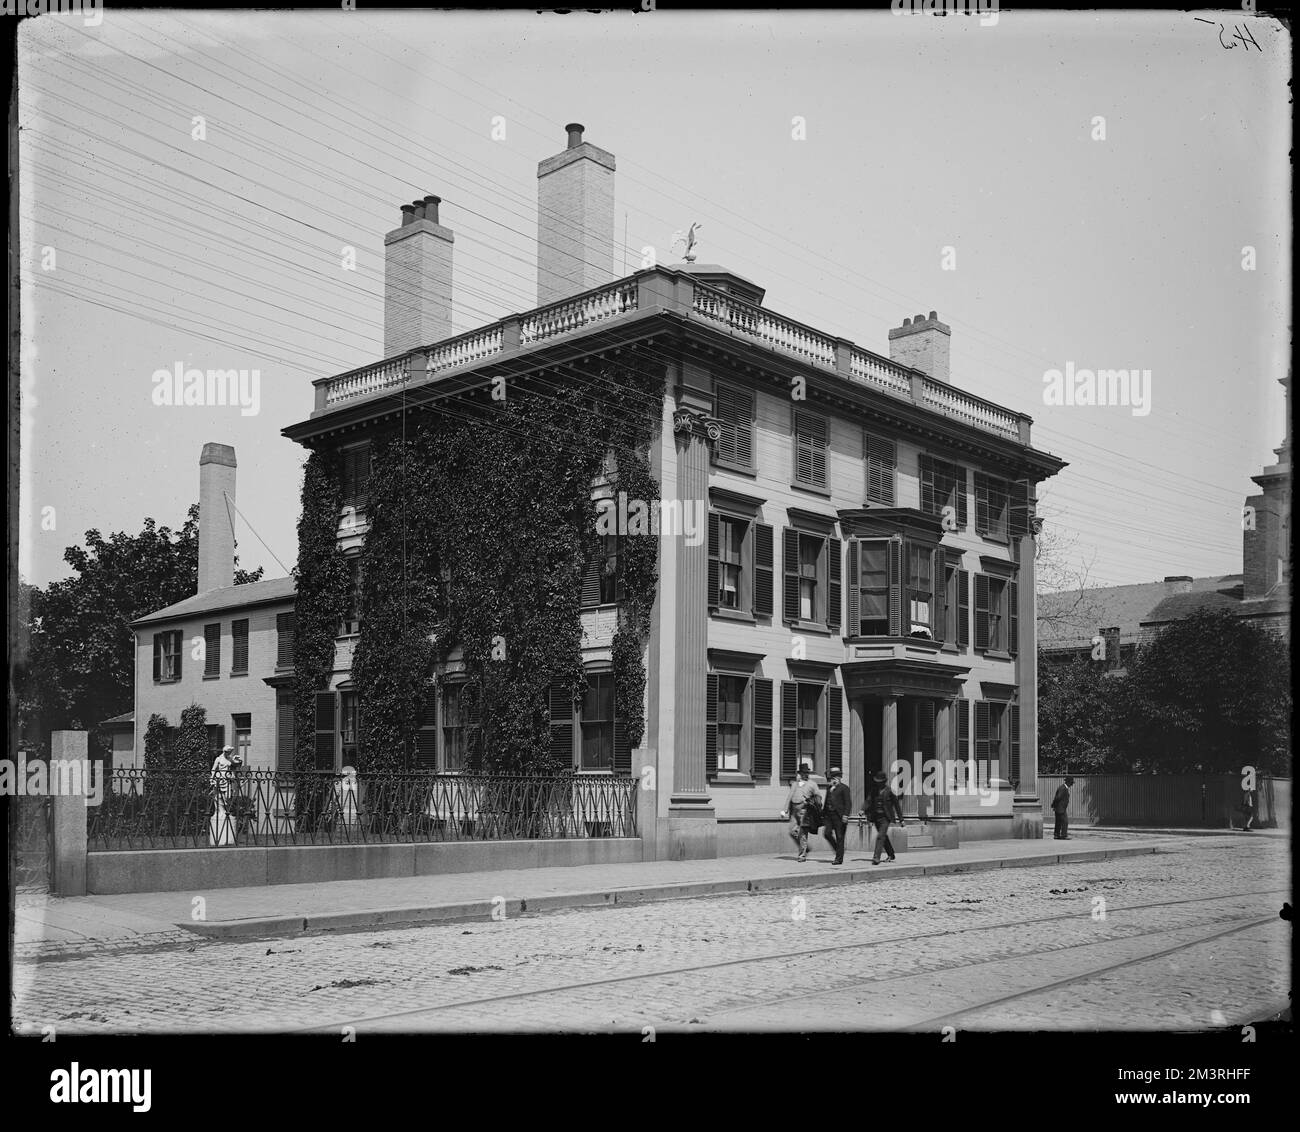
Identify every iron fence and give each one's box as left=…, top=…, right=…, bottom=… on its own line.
left=89, top=768, right=638, bottom=851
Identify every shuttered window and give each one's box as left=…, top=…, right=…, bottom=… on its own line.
left=975, top=575, right=1015, bottom=653
left=793, top=409, right=828, bottom=489
left=713, top=385, right=755, bottom=471
left=864, top=434, right=897, bottom=506
left=974, top=472, right=1011, bottom=541
left=440, top=682, right=471, bottom=771
left=339, top=558, right=363, bottom=636
left=919, top=454, right=968, bottom=530
left=1009, top=704, right=1021, bottom=788
left=549, top=678, right=576, bottom=766
left=313, top=692, right=336, bottom=771
left=153, top=630, right=182, bottom=683
left=580, top=675, right=615, bottom=771
left=906, top=543, right=935, bottom=638
left=276, top=691, right=296, bottom=772
left=752, top=678, right=774, bottom=782
left=276, top=612, right=296, bottom=669
left=204, top=624, right=221, bottom=678
left=231, top=620, right=249, bottom=674
left=711, top=514, right=773, bottom=617
left=339, top=692, right=358, bottom=768
left=779, top=680, right=840, bottom=779
left=782, top=528, right=839, bottom=627
left=414, top=684, right=439, bottom=770
left=340, top=444, right=371, bottom=509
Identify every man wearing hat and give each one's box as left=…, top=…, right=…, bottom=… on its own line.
left=822, top=767, right=853, bottom=865
left=863, top=770, right=905, bottom=864
left=780, top=763, right=821, bottom=862
left=1051, top=775, right=1074, bottom=839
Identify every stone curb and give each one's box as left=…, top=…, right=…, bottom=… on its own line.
left=177, top=844, right=1162, bottom=941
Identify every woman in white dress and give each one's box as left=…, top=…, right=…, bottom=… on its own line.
left=210, top=746, right=241, bottom=847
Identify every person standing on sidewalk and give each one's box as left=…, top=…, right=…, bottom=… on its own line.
left=1051, top=775, right=1074, bottom=839
left=864, top=770, right=905, bottom=865
left=781, top=764, right=821, bottom=862
left=822, top=767, right=853, bottom=865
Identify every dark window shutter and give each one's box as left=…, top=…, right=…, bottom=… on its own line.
left=1009, top=704, right=1021, bottom=786
left=465, top=683, right=482, bottom=765
left=887, top=538, right=903, bottom=637
left=715, top=386, right=754, bottom=468
left=232, top=620, right=249, bottom=673
left=865, top=434, right=896, bottom=505
left=276, top=612, right=296, bottom=668
left=581, top=554, right=601, bottom=609
left=974, top=573, right=990, bottom=651
left=827, top=685, right=843, bottom=768
left=955, top=698, right=970, bottom=761
left=956, top=466, right=968, bottom=529
left=313, top=692, right=336, bottom=771
left=780, top=681, right=799, bottom=781
left=613, top=712, right=631, bottom=776
left=974, top=472, right=989, bottom=536
left=415, top=684, right=438, bottom=769
left=975, top=700, right=990, bottom=772
left=752, top=677, right=773, bottom=781
left=705, top=673, right=719, bottom=779
left=204, top=624, right=220, bottom=677
left=794, top=410, right=827, bottom=487
left=919, top=454, right=935, bottom=515
left=276, top=692, right=296, bottom=772
left=782, top=528, right=800, bottom=624
left=1009, top=581, right=1019, bottom=656
left=827, top=537, right=842, bottom=633
left=958, top=570, right=970, bottom=648
left=549, top=677, right=574, bottom=766
left=153, top=634, right=162, bottom=682
left=707, top=511, right=720, bottom=611
left=846, top=540, right=860, bottom=635
left=1010, top=478, right=1032, bottom=540
left=919, top=699, right=936, bottom=760
left=753, top=522, right=774, bottom=616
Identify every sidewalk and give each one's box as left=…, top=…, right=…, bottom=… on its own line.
left=14, top=828, right=1227, bottom=959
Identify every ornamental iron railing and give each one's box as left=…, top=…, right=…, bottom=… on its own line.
left=89, top=769, right=638, bottom=851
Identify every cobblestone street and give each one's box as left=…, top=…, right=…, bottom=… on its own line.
left=11, top=835, right=1289, bottom=1034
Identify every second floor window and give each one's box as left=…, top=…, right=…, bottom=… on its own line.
left=276, top=612, right=296, bottom=669
left=848, top=537, right=940, bottom=640
left=580, top=535, right=622, bottom=609
left=907, top=543, right=936, bottom=637
left=153, top=630, right=182, bottom=683
left=231, top=620, right=249, bottom=674
left=340, top=557, right=363, bottom=636
left=941, top=557, right=970, bottom=648
left=974, top=472, right=1011, bottom=541
left=340, top=444, right=371, bottom=510
left=782, top=528, right=841, bottom=630
left=974, top=573, right=1019, bottom=655
left=204, top=624, right=220, bottom=677
left=718, top=517, right=745, bottom=609
left=708, top=512, right=774, bottom=618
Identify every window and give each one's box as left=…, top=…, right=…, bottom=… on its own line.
left=206, top=724, right=226, bottom=763
left=974, top=573, right=1019, bottom=655
left=276, top=691, right=296, bottom=772
left=940, top=557, right=970, bottom=648
left=580, top=534, right=622, bottom=609
left=716, top=676, right=745, bottom=771
left=779, top=679, right=843, bottom=779
left=340, top=444, right=371, bottom=509
left=708, top=512, right=774, bottom=617
left=441, top=682, right=470, bottom=771
left=338, top=693, right=358, bottom=768
left=974, top=472, right=1011, bottom=541
left=706, top=672, right=774, bottom=781
left=920, top=455, right=967, bottom=530
left=204, top=624, right=220, bottom=678
left=340, top=557, right=362, bottom=636
left=856, top=539, right=890, bottom=636
left=976, top=701, right=1006, bottom=784
left=232, top=713, right=252, bottom=766
left=713, top=384, right=755, bottom=472
left=580, top=674, right=615, bottom=771
left=231, top=620, right=249, bottom=674
left=793, top=409, right=829, bottom=490
left=153, top=630, right=182, bottom=683
left=313, top=692, right=336, bottom=771
left=907, top=543, right=935, bottom=637
left=276, top=612, right=295, bottom=669
left=864, top=434, right=897, bottom=506
left=782, top=527, right=841, bottom=630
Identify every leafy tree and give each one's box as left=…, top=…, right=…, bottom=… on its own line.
left=143, top=713, right=172, bottom=774
left=174, top=704, right=211, bottom=774
left=1115, top=609, right=1291, bottom=775
left=16, top=504, right=263, bottom=759
left=1037, top=655, right=1125, bottom=773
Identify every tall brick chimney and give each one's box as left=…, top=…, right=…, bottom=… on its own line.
left=888, top=311, right=951, bottom=384
left=536, top=123, right=616, bottom=306
left=198, top=443, right=237, bottom=594
left=384, top=194, right=453, bottom=356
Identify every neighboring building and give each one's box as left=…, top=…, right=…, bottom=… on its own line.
left=127, top=444, right=296, bottom=773
left=1041, top=376, right=1291, bottom=665
left=99, top=711, right=135, bottom=774
left=281, top=124, right=1067, bottom=853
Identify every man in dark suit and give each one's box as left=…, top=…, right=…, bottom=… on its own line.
left=822, top=767, right=853, bottom=865
left=863, top=770, right=906, bottom=864
left=1052, top=775, right=1074, bottom=839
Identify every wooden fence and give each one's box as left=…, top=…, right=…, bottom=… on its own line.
left=1037, top=774, right=1289, bottom=829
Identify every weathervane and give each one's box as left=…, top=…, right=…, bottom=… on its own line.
left=671, top=222, right=702, bottom=263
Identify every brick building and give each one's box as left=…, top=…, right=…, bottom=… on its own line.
left=281, top=124, right=1067, bottom=855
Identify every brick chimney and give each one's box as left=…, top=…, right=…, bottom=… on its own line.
left=888, top=311, right=951, bottom=384
left=198, top=443, right=237, bottom=594
left=536, top=123, right=615, bottom=307
left=1163, top=575, right=1193, bottom=595
left=384, top=194, right=453, bottom=356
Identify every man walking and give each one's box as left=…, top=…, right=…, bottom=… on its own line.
left=1051, top=775, right=1074, bottom=839
left=781, top=763, right=821, bottom=862
left=863, top=770, right=905, bottom=865
left=822, top=767, right=852, bottom=865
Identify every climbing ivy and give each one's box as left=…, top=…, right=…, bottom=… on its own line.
left=173, top=703, right=211, bottom=775
left=143, top=712, right=171, bottom=775
left=326, top=362, right=664, bottom=775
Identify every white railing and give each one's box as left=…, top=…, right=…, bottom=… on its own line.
left=427, top=325, right=504, bottom=377
left=324, top=356, right=411, bottom=406
left=692, top=283, right=837, bottom=369
left=922, top=378, right=1021, bottom=439
left=520, top=279, right=639, bottom=344
left=849, top=347, right=913, bottom=398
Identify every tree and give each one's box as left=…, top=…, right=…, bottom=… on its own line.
left=1034, top=522, right=1108, bottom=642
left=16, top=504, right=263, bottom=759
left=1037, top=655, right=1125, bottom=774
left=1116, top=609, right=1291, bottom=775
left=174, top=704, right=211, bottom=774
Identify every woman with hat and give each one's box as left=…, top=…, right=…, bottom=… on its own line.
left=210, top=745, right=242, bottom=847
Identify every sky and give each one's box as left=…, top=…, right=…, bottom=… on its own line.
left=18, top=7, right=1292, bottom=592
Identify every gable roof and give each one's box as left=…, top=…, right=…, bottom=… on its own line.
left=131, top=576, right=297, bottom=628
left=1038, top=575, right=1242, bottom=651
